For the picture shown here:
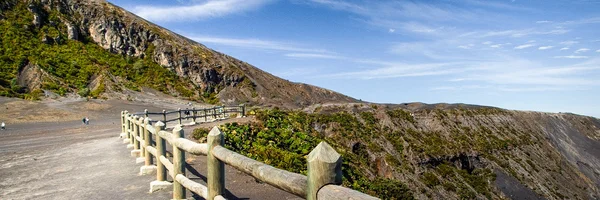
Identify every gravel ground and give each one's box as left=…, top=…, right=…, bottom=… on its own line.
left=0, top=97, right=299, bottom=200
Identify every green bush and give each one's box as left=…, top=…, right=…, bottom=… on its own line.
left=192, top=127, right=210, bottom=140
left=77, top=88, right=90, bottom=97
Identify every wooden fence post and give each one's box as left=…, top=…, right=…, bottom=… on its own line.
left=120, top=111, right=125, bottom=138
left=241, top=104, right=246, bottom=117
left=208, top=126, right=225, bottom=199
left=138, top=117, right=146, bottom=160
left=213, top=107, right=217, bottom=120
left=140, top=117, right=156, bottom=175
left=221, top=106, right=225, bottom=119
left=172, top=125, right=186, bottom=199
left=130, top=115, right=135, bottom=145
left=204, top=109, right=208, bottom=122
left=126, top=114, right=134, bottom=148
left=150, top=121, right=171, bottom=192
left=192, top=107, right=196, bottom=124
left=178, top=108, right=182, bottom=125
left=162, top=110, right=167, bottom=126
left=131, top=116, right=141, bottom=157
left=123, top=112, right=131, bottom=145
left=307, top=142, right=342, bottom=200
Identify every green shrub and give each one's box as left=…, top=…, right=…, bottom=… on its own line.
left=77, top=88, right=90, bottom=97
left=422, top=172, right=440, bottom=187
left=192, top=128, right=210, bottom=140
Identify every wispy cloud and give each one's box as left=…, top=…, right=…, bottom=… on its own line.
left=560, top=40, right=579, bottom=45
left=560, top=47, right=570, bottom=51
left=597, top=49, right=600, bottom=52
left=538, top=46, right=553, bottom=50
left=453, top=59, right=600, bottom=86
left=554, top=55, right=589, bottom=59
left=575, top=48, right=590, bottom=53
left=327, top=62, right=469, bottom=79
left=285, top=53, right=344, bottom=59
left=536, top=20, right=553, bottom=24
left=514, top=44, right=535, bottom=49
left=134, top=0, right=272, bottom=22
left=473, top=28, right=569, bottom=38
left=187, top=36, right=330, bottom=53
left=561, top=17, right=600, bottom=25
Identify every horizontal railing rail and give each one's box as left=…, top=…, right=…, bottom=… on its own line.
left=130, top=105, right=246, bottom=127
left=119, top=108, right=378, bottom=200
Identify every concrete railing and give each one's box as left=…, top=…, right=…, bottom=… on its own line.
left=119, top=109, right=379, bottom=200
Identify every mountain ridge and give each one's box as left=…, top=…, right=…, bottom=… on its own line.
left=0, top=0, right=357, bottom=108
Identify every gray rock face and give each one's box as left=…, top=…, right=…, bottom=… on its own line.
left=25, top=0, right=357, bottom=108
left=27, top=3, right=42, bottom=27
left=66, top=22, right=78, bottom=40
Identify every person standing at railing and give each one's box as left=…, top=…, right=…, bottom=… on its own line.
left=1, top=121, right=5, bottom=130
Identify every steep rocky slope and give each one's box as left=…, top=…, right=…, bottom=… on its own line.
left=0, top=0, right=357, bottom=107
left=207, top=104, right=600, bottom=199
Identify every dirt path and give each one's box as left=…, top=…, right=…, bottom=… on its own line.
left=0, top=97, right=300, bottom=200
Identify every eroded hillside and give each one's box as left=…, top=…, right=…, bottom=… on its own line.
left=0, top=0, right=357, bottom=107
left=193, top=104, right=600, bottom=199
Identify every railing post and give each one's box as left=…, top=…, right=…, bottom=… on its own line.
left=138, top=117, right=146, bottom=163
left=307, top=142, right=342, bottom=200
left=207, top=127, right=225, bottom=199
left=172, top=125, right=186, bottom=199
left=123, top=112, right=131, bottom=145
left=241, top=104, right=245, bottom=117
left=204, top=109, right=208, bottom=122
left=192, top=107, right=196, bottom=124
left=126, top=114, right=134, bottom=148
left=221, top=106, right=225, bottom=119
left=213, top=107, right=217, bottom=120
left=140, top=117, right=156, bottom=175
left=178, top=108, right=182, bottom=125
left=150, top=121, right=171, bottom=193
left=162, top=110, right=167, bottom=126
left=120, top=111, right=125, bottom=138
left=131, top=115, right=141, bottom=157
left=129, top=115, right=135, bottom=146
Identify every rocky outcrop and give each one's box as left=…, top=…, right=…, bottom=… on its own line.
left=24, top=0, right=357, bottom=108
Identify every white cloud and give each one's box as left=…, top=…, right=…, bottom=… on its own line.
left=388, top=28, right=396, bottom=33
left=536, top=20, right=552, bottom=24
left=285, top=53, right=345, bottom=59
left=538, top=46, right=553, bottom=50
left=187, top=36, right=330, bottom=53
left=560, top=40, right=579, bottom=45
left=134, top=0, right=272, bottom=22
left=476, top=28, right=569, bottom=38
left=597, top=49, right=600, bottom=52
left=561, top=17, right=600, bottom=25
left=575, top=48, right=590, bottom=53
left=458, top=44, right=475, bottom=49
left=482, top=41, right=493, bottom=45
left=514, top=44, right=535, bottom=49
left=490, top=44, right=501, bottom=48
left=554, top=55, right=589, bottom=59
left=327, top=62, right=469, bottom=79
left=560, top=47, right=570, bottom=51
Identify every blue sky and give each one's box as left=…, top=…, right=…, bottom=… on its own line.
left=107, top=0, right=600, bottom=117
